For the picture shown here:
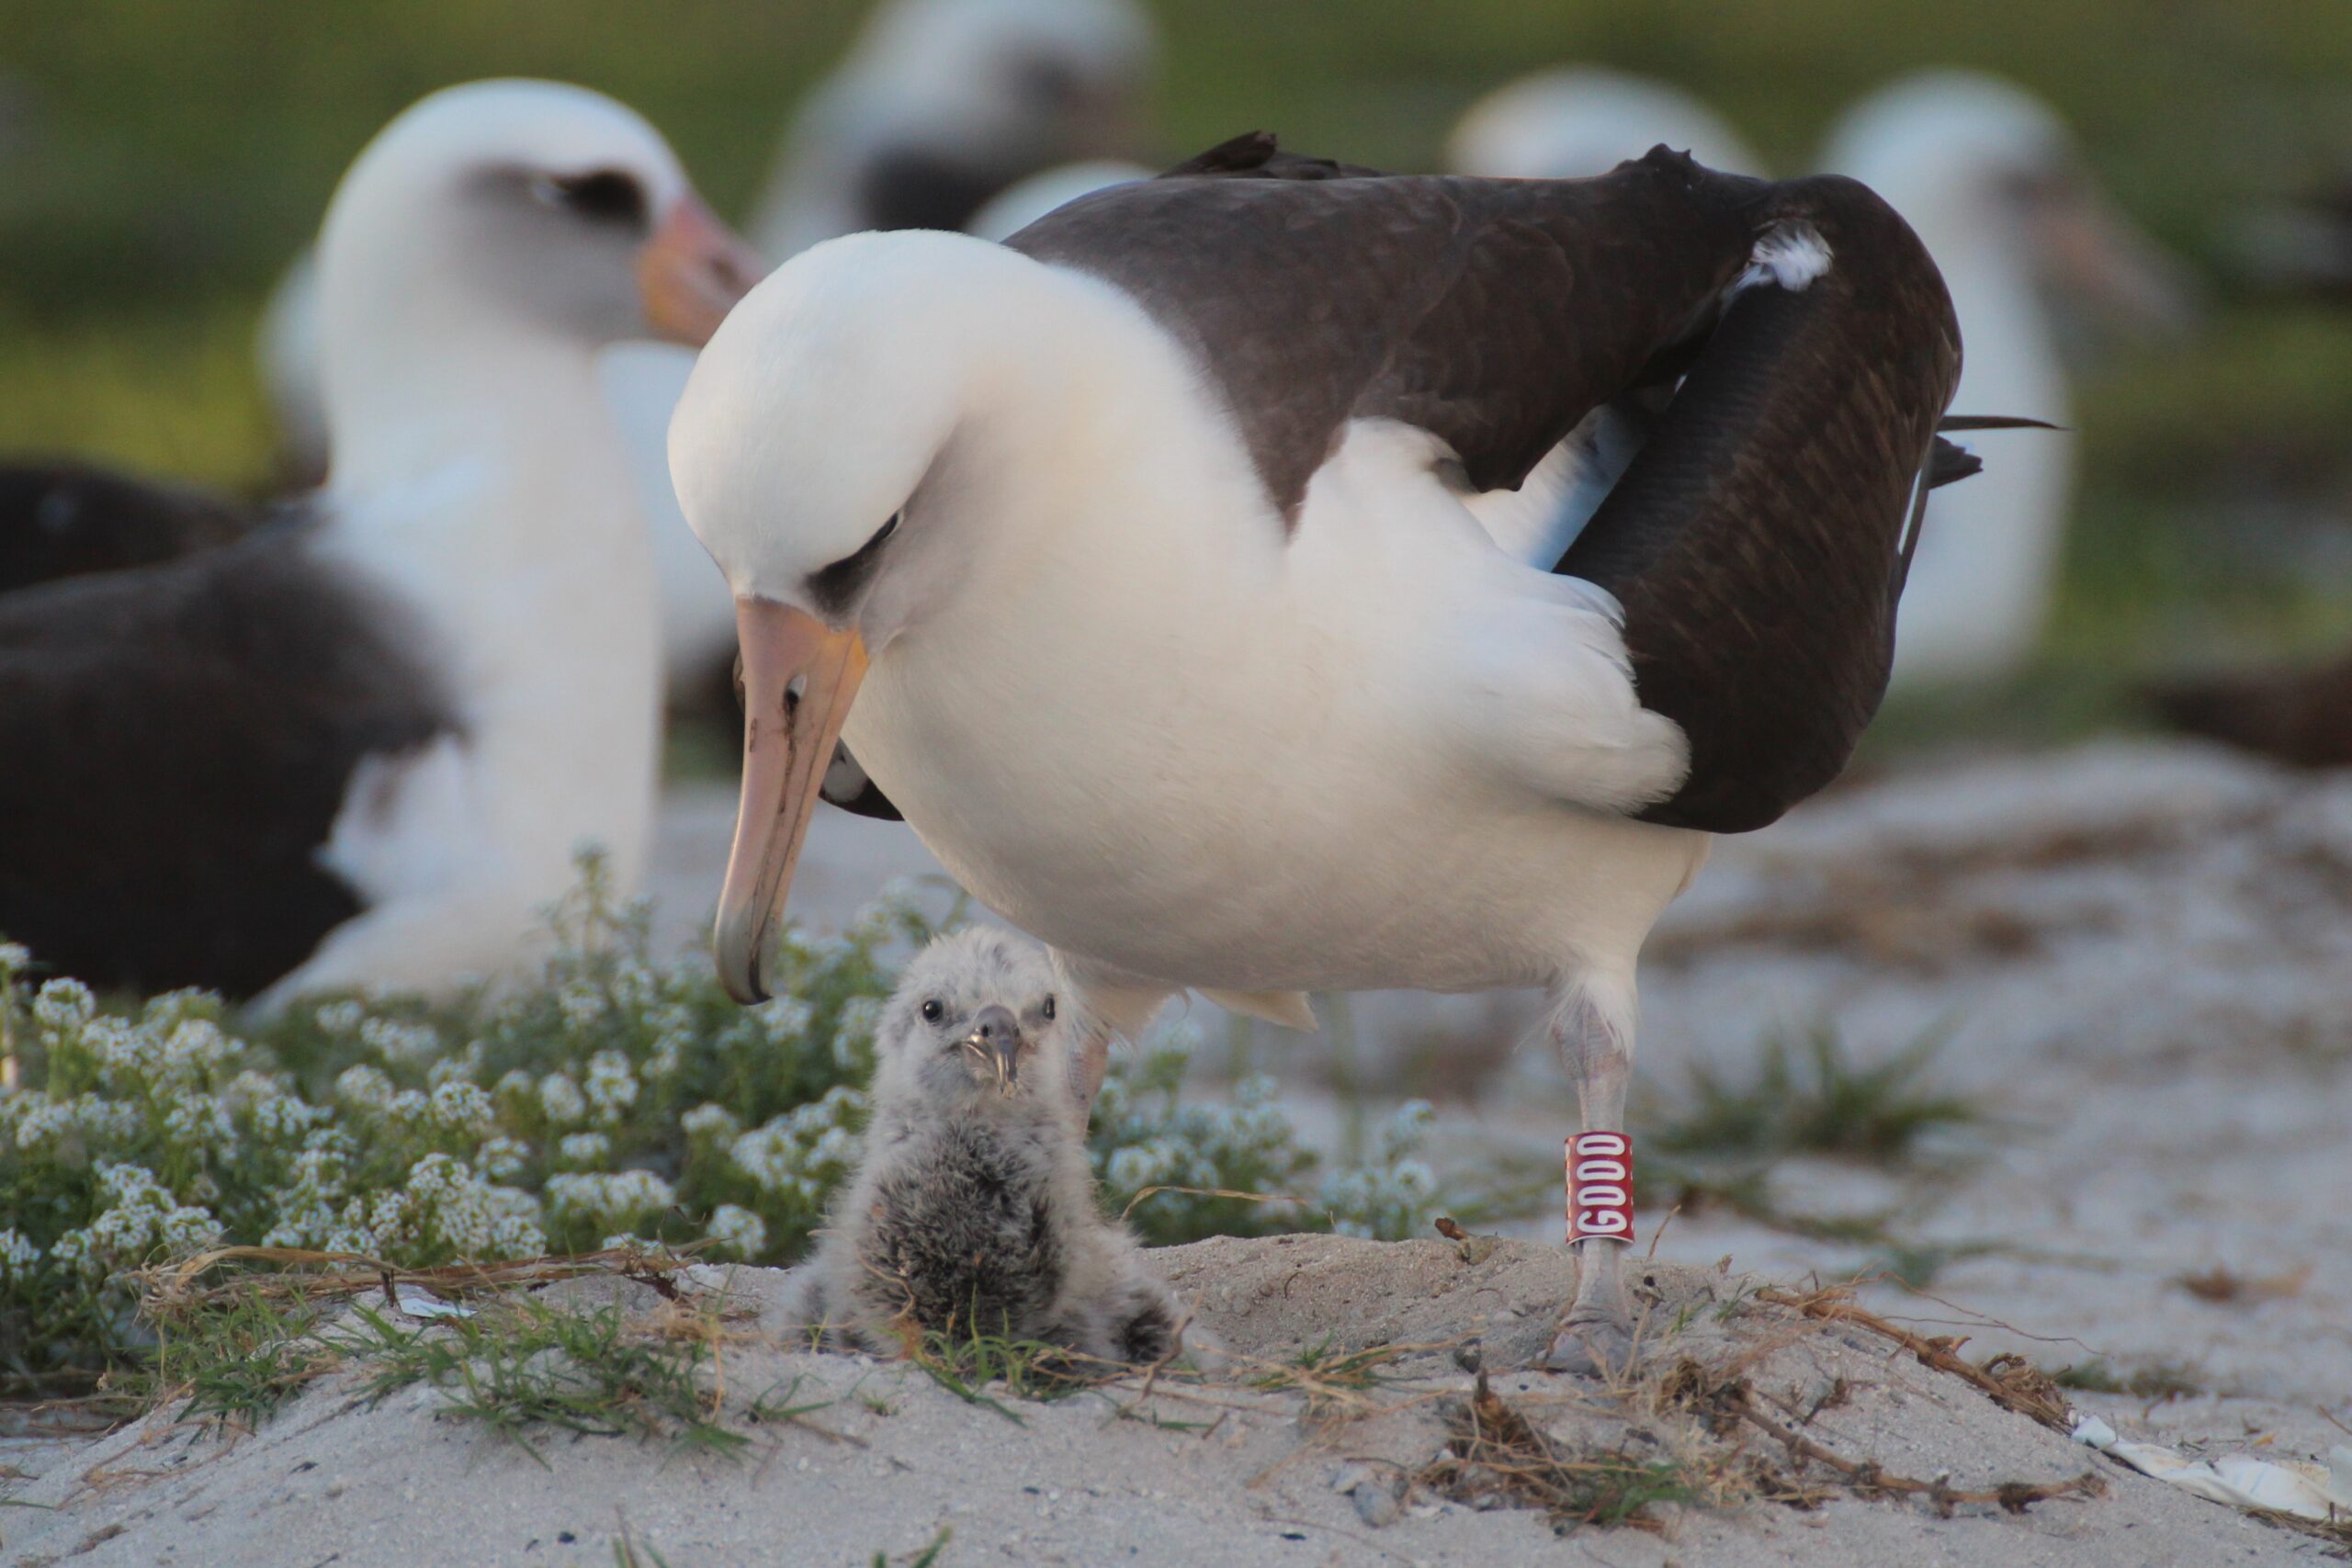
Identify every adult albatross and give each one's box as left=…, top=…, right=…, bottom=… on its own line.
left=670, top=137, right=1966, bottom=1371
left=0, top=81, right=757, bottom=1003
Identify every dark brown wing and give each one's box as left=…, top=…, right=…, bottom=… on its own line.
left=1007, top=144, right=1771, bottom=521
left=1156, top=130, right=1385, bottom=182
left=0, top=522, right=457, bottom=996
left=2147, top=649, right=2352, bottom=768
left=1558, top=175, right=1962, bottom=832
left=0, top=459, right=253, bottom=595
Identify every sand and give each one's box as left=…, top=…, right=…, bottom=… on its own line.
left=3, top=1238, right=2326, bottom=1567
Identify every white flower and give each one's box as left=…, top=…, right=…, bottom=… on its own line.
left=159, top=1204, right=221, bottom=1250
left=360, top=1016, right=441, bottom=1065
left=537, top=1073, right=586, bottom=1125
left=706, top=1205, right=766, bottom=1258
left=0, top=940, right=31, bottom=976
left=162, top=1090, right=233, bottom=1146
left=1104, top=1145, right=1159, bottom=1191
left=428, top=1080, right=494, bottom=1134
left=478, top=1135, right=530, bottom=1179
left=557, top=982, right=608, bottom=1030
left=558, top=1132, right=611, bottom=1168
left=313, top=999, right=367, bottom=1036
left=32, top=977, right=95, bottom=1032
left=288, top=1146, right=348, bottom=1199
left=489, top=1213, right=546, bottom=1257
left=334, top=1065, right=394, bottom=1111
left=155, top=1018, right=233, bottom=1081
left=807, top=1124, right=860, bottom=1171
left=1380, top=1100, right=1436, bottom=1159
left=645, top=1031, right=690, bottom=1082
left=385, top=1089, right=431, bottom=1124
left=545, top=1168, right=674, bottom=1224
left=583, top=1050, right=638, bottom=1119
left=0, top=1227, right=40, bottom=1276
left=752, top=997, right=814, bottom=1047
left=426, top=1043, right=484, bottom=1089
left=15, top=1100, right=73, bottom=1152
left=681, top=1103, right=739, bottom=1142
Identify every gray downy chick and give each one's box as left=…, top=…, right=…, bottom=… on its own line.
left=780, top=926, right=1197, bottom=1366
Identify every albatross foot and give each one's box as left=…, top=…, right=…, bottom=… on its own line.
left=1539, top=1308, right=1637, bottom=1379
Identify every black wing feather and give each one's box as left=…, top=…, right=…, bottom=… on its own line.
left=0, top=523, right=458, bottom=996
left=1559, top=175, right=1962, bottom=831
left=1, top=459, right=252, bottom=595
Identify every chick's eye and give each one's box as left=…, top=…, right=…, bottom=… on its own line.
left=1041, top=996, right=1057, bottom=1021
left=920, top=998, right=944, bottom=1024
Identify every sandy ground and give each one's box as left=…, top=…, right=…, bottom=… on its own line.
left=2, top=1239, right=2327, bottom=1568
left=7, top=739, right=2349, bottom=1564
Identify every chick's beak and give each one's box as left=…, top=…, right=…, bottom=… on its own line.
left=637, top=194, right=765, bottom=347
left=713, top=600, right=868, bottom=1003
left=962, top=1004, right=1024, bottom=1095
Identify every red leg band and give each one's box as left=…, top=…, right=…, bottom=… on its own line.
left=1566, top=1132, right=1634, bottom=1246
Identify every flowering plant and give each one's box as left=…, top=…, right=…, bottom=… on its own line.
left=0, top=858, right=1446, bottom=1393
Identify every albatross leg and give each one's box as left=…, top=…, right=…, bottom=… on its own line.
left=1544, top=975, right=1640, bottom=1375
left=1049, top=949, right=1175, bottom=1125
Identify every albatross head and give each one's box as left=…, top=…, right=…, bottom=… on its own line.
left=316, top=79, right=763, bottom=440
left=669, top=228, right=1048, bottom=1001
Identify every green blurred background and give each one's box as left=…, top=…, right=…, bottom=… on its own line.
left=2, top=0, right=2348, bottom=747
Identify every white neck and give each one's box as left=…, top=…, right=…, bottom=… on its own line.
left=315, top=305, right=663, bottom=897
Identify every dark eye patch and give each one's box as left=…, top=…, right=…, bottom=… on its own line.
left=806, top=511, right=900, bottom=619
left=548, top=168, right=649, bottom=229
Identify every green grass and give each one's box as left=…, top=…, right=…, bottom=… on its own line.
left=141, top=1282, right=337, bottom=1431
left=1643, top=1022, right=1980, bottom=1167
left=1854, top=1239, right=2002, bottom=1291
left=611, top=1529, right=674, bottom=1568
left=349, top=1296, right=751, bottom=1463
left=2049, top=1357, right=2205, bottom=1401
left=873, top=1529, right=953, bottom=1568
left=906, top=1325, right=1102, bottom=1422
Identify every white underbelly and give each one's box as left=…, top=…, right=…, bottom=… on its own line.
left=843, top=660, right=1703, bottom=995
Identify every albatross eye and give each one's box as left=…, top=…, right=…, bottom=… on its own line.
left=920, top=998, right=944, bottom=1023
left=806, top=511, right=902, bottom=617
left=537, top=168, right=649, bottom=229
left=1041, top=996, right=1057, bottom=1021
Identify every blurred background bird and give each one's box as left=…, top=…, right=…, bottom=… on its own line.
left=0, top=80, right=758, bottom=1002
left=243, top=0, right=1161, bottom=714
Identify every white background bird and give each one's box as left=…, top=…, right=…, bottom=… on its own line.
left=0, top=81, right=758, bottom=1003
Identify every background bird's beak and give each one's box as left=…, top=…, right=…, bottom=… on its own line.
left=961, top=1004, right=1024, bottom=1094
left=2227, top=191, right=2352, bottom=297
left=713, top=599, right=868, bottom=1003
left=637, top=194, right=765, bottom=347
left=2030, top=179, right=2201, bottom=337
